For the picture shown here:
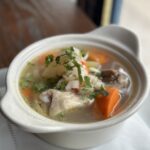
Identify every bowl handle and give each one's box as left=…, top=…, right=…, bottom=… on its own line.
left=88, top=25, right=139, bottom=57
left=0, top=92, right=62, bottom=133
left=0, top=92, right=38, bottom=132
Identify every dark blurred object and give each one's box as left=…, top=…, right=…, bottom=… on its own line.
left=77, top=0, right=104, bottom=26
left=0, top=0, right=95, bottom=68
left=77, top=0, right=123, bottom=26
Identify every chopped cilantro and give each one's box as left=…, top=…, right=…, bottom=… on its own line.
left=33, top=82, right=48, bottom=92
left=45, top=55, right=54, bottom=66
left=65, top=47, right=74, bottom=55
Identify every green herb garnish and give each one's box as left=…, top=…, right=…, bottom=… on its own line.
left=56, top=112, right=65, bottom=120
left=84, top=76, right=92, bottom=88
left=33, top=82, right=48, bottom=92
left=45, top=55, right=54, bottom=66
left=64, top=64, right=74, bottom=70
left=99, top=85, right=109, bottom=96
left=20, top=75, right=33, bottom=88
left=65, top=47, right=74, bottom=56
left=20, top=80, right=31, bottom=88
left=73, top=60, right=83, bottom=83
left=80, top=49, right=86, bottom=57
left=55, top=80, right=67, bottom=91
left=88, top=85, right=109, bottom=99
left=80, top=87, right=93, bottom=100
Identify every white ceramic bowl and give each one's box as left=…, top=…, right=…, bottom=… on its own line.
left=0, top=25, right=149, bottom=149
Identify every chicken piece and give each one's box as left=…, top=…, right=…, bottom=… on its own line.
left=39, top=89, right=91, bottom=117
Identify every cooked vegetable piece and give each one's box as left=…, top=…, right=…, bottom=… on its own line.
left=93, top=87, right=120, bottom=118
left=42, top=61, right=66, bottom=78
left=22, top=88, right=32, bottom=98
left=89, top=52, right=108, bottom=64
left=38, top=54, right=48, bottom=65
left=101, top=69, right=130, bottom=89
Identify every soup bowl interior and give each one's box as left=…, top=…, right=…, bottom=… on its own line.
left=0, top=33, right=149, bottom=133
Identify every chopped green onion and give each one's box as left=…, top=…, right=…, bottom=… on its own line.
left=73, top=60, right=83, bottom=83
left=84, top=76, right=92, bottom=88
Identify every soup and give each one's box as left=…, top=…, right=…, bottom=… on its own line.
left=19, top=47, right=131, bottom=123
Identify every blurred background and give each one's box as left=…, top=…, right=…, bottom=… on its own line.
left=78, top=0, right=150, bottom=70
left=120, top=0, right=150, bottom=71
left=0, top=0, right=149, bottom=70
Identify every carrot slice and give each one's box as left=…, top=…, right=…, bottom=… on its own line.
left=81, top=60, right=89, bottom=74
left=21, top=88, right=32, bottom=99
left=88, top=52, right=108, bottom=64
left=93, top=87, right=120, bottom=119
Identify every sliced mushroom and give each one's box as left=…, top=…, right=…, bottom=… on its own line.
left=101, top=69, right=130, bottom=89
left=101, top=69, right=119, bottom=83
